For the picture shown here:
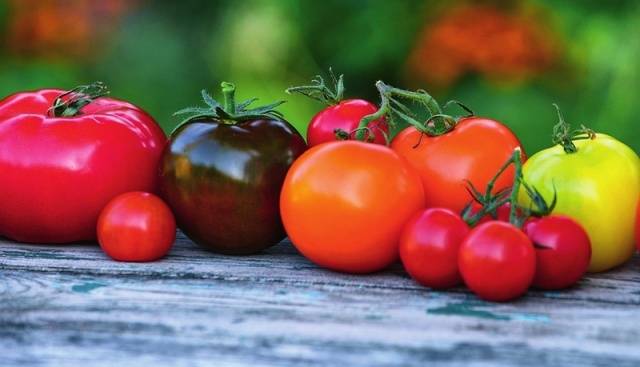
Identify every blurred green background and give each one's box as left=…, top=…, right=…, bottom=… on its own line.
left=1, top=0, right=639, bottom=154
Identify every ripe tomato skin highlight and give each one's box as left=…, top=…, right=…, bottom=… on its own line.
left=0, top=89, right=166, bottom=243
left=524, top=215, right=591, bottom=290
left=97, top=192, right=176, bottom=262
left=399, top=208, right=470, bottom=289
left=391, top=117, right=523, bottom=213
left=458, top=221, right=536, bottom=302
left=307, top=99, right=388, bottom=146
left=520, top=134, right=640, bottom=272
left=280, top=141, right=426, bottom=274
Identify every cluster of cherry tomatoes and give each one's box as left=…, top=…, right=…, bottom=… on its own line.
left=400, top=192, right=591, bottom=301
left=0, top=73, right=638, bottom=303
left=281, top=72, right=640, bottom=302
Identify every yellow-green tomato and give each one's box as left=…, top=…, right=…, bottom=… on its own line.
left=519, top=134, right=640, bottom=272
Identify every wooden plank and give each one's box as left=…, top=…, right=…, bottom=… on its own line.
left=1, top=232, right=639, bottom=367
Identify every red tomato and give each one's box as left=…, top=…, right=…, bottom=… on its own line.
left=98, top=192, right=176, bottom=262
left=280, top=141, right=425, bottom=273
left=0, top=85, right=166, bottom=243
left=391, top=117, right=523, bottom=213
left=307, top=99, right=388, bottom=146
left=399, top=208, right=469, bottom=289
left=525, top=215, right=591, bottom=289
left=495, top=202, right=513, bottom=222
left=458, top=221, right=536, bottom=302
left=495, top=202, right=533, bottom=227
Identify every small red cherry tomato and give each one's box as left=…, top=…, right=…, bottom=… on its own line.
left=307, top=99, right=388, bottom=146
left=98, top=192, right=176, bottom=262
left=525, top=215, right=591, bottom=290
left=458, top=221, right=536, bottom=302
left=399, top=208, right=470, bottom=289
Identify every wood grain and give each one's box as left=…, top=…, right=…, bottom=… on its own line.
left=1, top=232, right=639, bottom=367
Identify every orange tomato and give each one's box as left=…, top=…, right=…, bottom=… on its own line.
left=391, top=117, right=523, bottom=213
left=280, top=141, right=426, bottom=273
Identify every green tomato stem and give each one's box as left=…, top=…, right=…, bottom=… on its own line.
left=551, top=103, right=596, bottom=154
left=286, top=68, right=344, bottom=106
left=49, top=82, right=109, bottom=118
left=171, top=83, right=285, bottom=135
left=464, top=194, right=510, bottom=227
left=356, top=81, right=459, bottom=142
left=221, top=82, right=236, bottom=115
left=483, top=152, right=516, bottom=204
left=508, top=148, right=524, bottom=226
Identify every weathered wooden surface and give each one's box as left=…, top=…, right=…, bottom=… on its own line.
left=0, top=231, right=639, bottom=367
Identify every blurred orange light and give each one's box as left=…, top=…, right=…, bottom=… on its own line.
left=408, top=4, right=559, bottom=87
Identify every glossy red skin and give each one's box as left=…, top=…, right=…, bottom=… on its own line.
left=400, top=208, right=470, bottom=289
left=525, top=215, right=591, bottom=290
left=391, top=117, right=524, bottom=213
left=459, top=221, right=536, bottom=302
left=495, top=202, right=513, bottom=222
left=98, top=192, right=176, bottom=262
left=307, top=99, right=388, bottom=146
left=0, top=89, right=166, bottom=243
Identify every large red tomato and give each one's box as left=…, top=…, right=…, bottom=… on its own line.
left=0, top=83, right=166, bottom=243
left=280, top=141, right=425, bottom=273
left=391, top=117, right=523, bottom=213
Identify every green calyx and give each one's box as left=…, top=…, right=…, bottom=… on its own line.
left=49, top=81, right=109, bottom=118
left=356, top=81, right=474, bottom=142
left=521, top=180, right=557, bottom=217
left=286, top=68, right=345, bottom=106
left=551, top=103, right=596, bottom=154
left=461, top=147, right=557, bottom=228
left=172, top=82, right=285, bottom=135
left=462, top=149, right=524, bottom=227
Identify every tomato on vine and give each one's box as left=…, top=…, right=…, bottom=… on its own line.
left=459, top=220, right=536, bottom=302
left=399, top=208, right=470, bottom=289
left=280, top=140, right=425, bottom=273
left=457, top=149, right=536, bottom=302
left=524, top=215, right=591, bottom=290
left=352, top=81, right=524, bottom=213
left=519, top=105, right=640, bottom=272
left=286, top=70, right=388, bottom=146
